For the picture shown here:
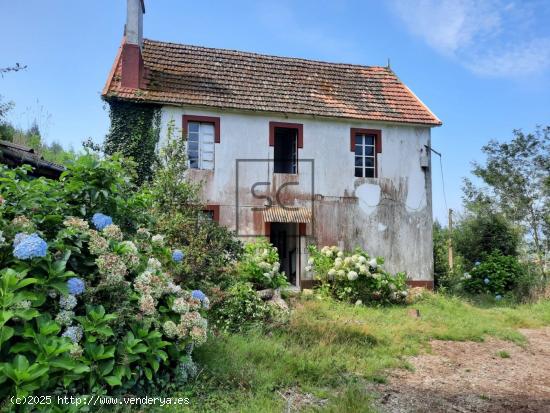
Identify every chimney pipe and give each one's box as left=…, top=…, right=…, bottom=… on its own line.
left=121, top=0, right=145, bottom=88
left=125, top=0, right=145, bottom=47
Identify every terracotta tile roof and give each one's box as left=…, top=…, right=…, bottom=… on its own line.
left=103, top=39, right=442, bottom=126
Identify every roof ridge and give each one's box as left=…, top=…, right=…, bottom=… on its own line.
left=143, top=38, right=390, bottom=71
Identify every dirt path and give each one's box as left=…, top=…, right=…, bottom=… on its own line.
left=373, top=327, right=550, bottom=413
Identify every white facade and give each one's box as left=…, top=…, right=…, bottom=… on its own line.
left=159, top=105, right=434, bottom=285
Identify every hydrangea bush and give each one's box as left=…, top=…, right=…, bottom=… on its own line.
left=307, top=245, right=408, bottom=304
left=462, top=251, right=525, bottom=298
left=0, top=155, right=214, bottom=403
left=237, top=239, right=288, bottom=290
left=0, top=213, right=209, bottom=400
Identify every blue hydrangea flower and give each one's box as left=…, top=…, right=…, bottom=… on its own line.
left=13, top=232, right=28, bottom=247
left=67, top=278, right=85, bottom=295
left=191, top=290, right=207, bottom=301
left=62, top=326, right=83, bottom=343
left=483, top=278, right=490, bottom=285
left=13, top=233, right=48, bottom=260
left=172, top=249, right=184, bottom=262
left=91, top=213, right=113, bottom=231
left=475, top=261, right=481, bottom=266
left=495, top=294, right=502, bottom=301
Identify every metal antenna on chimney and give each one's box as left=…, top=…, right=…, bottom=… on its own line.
left=387, top=58, right=391, bottom=69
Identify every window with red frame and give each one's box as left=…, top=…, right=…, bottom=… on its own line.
left=351, top=129, right=381, bottom=178
left=183, top=115, right=220, bottom=170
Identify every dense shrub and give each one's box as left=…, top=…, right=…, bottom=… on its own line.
left=236, top=239, right=288, bottom=290
left=0, top=154, right=151, bottom=238
left=0, top=157, right=214, bottom=405
left=453, top=213, right=521, bottom=269
left=208, top=282, right=269, bottom=332
left=148, top=121, right=242, bottom=289
left=307, top=245, right=408, bottom=304
left=433, top=221, right=450, bottom=288
left=462, top=252, right=525, bottom=298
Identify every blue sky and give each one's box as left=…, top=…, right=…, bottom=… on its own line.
left=1, top=0, right=549, bottom=223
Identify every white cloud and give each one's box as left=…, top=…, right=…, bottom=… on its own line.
left=466, top=37, right=550, bottom=77
left=389, top=0, right=550, bottom=77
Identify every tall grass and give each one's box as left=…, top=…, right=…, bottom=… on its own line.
left=163, top=294, right=550, bottom=412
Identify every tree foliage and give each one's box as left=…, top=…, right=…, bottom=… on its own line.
left=453, top=212, right=521, bottom=268
left=463, top=126, right=549, bottom=270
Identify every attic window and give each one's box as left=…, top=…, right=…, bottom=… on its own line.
left=269, top=122, right=303, bottom=174
left=351, top=128, right=382, bottom=178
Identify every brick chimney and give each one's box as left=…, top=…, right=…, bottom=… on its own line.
left=121, top=0, right=145, bottom=88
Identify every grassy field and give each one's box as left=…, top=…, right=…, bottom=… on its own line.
left=167, top=294, right=550, bottom=412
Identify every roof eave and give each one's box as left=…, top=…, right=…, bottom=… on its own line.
left=102, top=92, right=442, bottom=127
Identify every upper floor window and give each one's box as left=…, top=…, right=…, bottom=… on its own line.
left=183, top=115, right=220, bottom=170
left=269, top=122, right=303, bottom=174
left=350, top=128, right=381, bottom=178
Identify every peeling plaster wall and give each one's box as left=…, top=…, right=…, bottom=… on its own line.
left=159, top=106, right=434, bottom=281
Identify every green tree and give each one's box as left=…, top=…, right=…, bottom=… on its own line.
left=433, top=220, right=449, bottom=286
left=463, top=126, right=549, bottom=273
left=453, top=212, right=521, bottom=268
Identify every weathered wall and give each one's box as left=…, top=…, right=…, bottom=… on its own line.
left=158, top=106, right=434, bottom=281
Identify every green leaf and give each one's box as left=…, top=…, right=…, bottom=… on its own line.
left=0, top=326, right=14, bottom=347
left=144, top=367, right=152, bottom=381
left=104, top=375, right=122, bottom=387
left=99, top=359, right=115, bottom=376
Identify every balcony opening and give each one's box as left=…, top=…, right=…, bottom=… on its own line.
left=273, top=127, right=297, bottom=174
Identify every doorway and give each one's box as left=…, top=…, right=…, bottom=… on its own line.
left=273, top=127, right=298, bottom=174
left=269, top=222, right=299, bottom=286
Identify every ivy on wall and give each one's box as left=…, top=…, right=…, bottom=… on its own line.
left=104, top=99, right=162, bottom=184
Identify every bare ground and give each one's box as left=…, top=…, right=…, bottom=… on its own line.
left=372, top=327, right=550, bottom=413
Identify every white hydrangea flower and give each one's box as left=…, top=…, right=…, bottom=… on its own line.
left=328, top=268, right=336, bottom=277
left=337, top=251, right=344, bottom=258
left=120, top=240, right=138, bottom=254
left=368, top=258, right=378, bottom=268
left=307, top=257, right=314, bottom=265
left=347, top=271, right=358, bottom=281
left=147, top=257, right=162, bottom=271
left=337, top=270, right=345, bottom=278
left=334, top=258, right=343, bottom=268
left=305, top=266, right=312, bottom=272
left=152, top=234, right=165, bottom=246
